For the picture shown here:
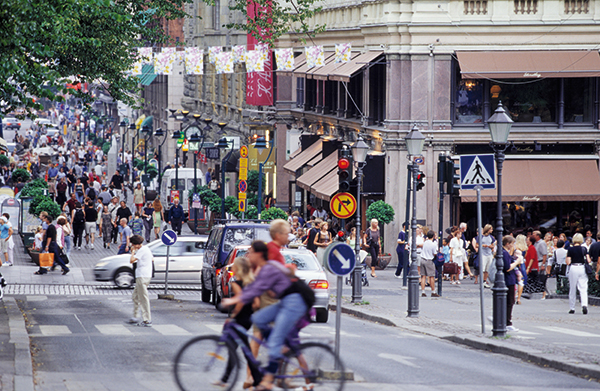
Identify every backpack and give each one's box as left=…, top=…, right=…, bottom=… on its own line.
left=87, top=187, right=96, bottom=200
left=74, top=209, right=85, bottom=225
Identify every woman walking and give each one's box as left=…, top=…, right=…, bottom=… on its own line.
left=502, top=235, right=522, bottom=331
left=99, top=206, right=113, bottom=249
left=133, top=183, right=145, bottom=214
left=449, top=227, right=467, bottom=284
left=152, top=199, right=164, bottom=240
left=314, top=221, right=332, bottom=266
left=566, top=233, right=592, bottom=315
left=365, top=219, right=382, bottom=278
left=71, top=202, right=86, bottom=250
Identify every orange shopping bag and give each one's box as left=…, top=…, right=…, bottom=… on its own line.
left=39, top=253, right=54, bottom=267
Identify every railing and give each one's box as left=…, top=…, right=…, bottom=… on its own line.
left=514, top=0, right=538, bottom=14
left=565, top=0, right=589, bottom=14
left=464, top=1, right=488, bottom=15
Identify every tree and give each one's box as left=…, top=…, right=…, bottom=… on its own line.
left=261, top=207, right=287, bottom=221
left=12, top=168, right=30, bottom=183
left=0, top=155, right=9, bottom=167
left=0, top=0, right=191, bottom=116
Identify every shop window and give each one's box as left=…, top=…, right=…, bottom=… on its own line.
left=564, top=78, right=593, bottom=123
left=324, top=80, right=338, bottom=115
left=490, top=79, right=557, bottom=123
left=455, top=79, right=484, bottom=124
left=296, top=77, right=305, bottom=109
left=305, top=78, right=317, bottom=111
left=346, top=73, right=363, bottom=119
left=368, top=61, right=386, bottom=125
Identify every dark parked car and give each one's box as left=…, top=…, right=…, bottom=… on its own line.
left=201, top=223, right=271, bottom=305
left=215, top=245, right=250, bottom=312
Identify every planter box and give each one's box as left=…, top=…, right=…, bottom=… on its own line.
left=365, top=255, right=391, bottom=270
left=21, top=232, right=35, bottom=254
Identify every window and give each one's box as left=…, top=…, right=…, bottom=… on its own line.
left=183, top=242, right=205, bottom=256
left=369, top=61, right=386, bottom=125
left=283, top=252, right=321, bottom=271
left=170, top=179, right=185, bottom=191
left=491, top=79, right=557, bottom=123
left=324, top=80, right=338, bottom=115
left=151, top=242, right=183, bottom=257
left=455, top=79, right=484, bottom=124
left=564, top=78, right=593, bottom=123
left=296, top=77, right=305, bottom=108
left=346, top=73, right=363, bottom=119
left=305, top=78, right=317, bottom=111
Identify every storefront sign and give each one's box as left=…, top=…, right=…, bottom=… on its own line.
left=522, top=196, right=541, bottom=202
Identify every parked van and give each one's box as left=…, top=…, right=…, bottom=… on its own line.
left=160, top=168, right=205, bottom=212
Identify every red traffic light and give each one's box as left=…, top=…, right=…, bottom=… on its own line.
left=337, top=230, right=345, bottom=238
left=338, top=158, right=350, bottom=170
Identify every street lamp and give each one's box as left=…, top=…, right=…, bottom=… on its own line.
left=154, top=128, right=168, bottom=191
left=350, top=136, right=369, bottom=303
left=216, top=136, right=233, bottom=219
left=142, top=124, right=152, bottom=193
left=171, top=129, right=181, bottom=203
left=129, top=123, right=136, bottom=184
left=254, top=136, right=274, bottom=217
left=405, top=125, right=426, bottom=318
left=488, top=102, right=513, bottom=337
left=189, top=127, right=206, bottom=234
left=119, top=120, right=127, bottom=166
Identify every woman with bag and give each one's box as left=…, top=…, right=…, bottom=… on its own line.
left=566, top=233, right=592, bottom=315
left=99, top=206, right=113, bottom=249
left=152, top=199, right=164, bottom=240
left=364, top=219, right=382, bottom=278
left=313, top=221, right=332, bottom=266
left=448, top=227, right=466, bottom=284
left=71, top=202, right=86, bottom=250
left=471, top=224, right=496, bottom=288
left=38, top=215, right=69, bottom=275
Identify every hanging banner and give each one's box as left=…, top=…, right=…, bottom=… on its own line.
left=216, top=52, right=234, bottom=74
left=335, top=43, right=352, bottom=64
left=208, top=46, right=223, bottom=65
left=154, top=48, right=176, bottom=75
left=275, top=48, right=294, bottom=71
left=306, top=46, right=325, bottom=68
left=246, top=50, right=265, bottom=73
left=246, top=1, right=273, bottom=106
left=185, top=47, right=204, bottom=75
left=233, top=45, right=246, bottom=63
left=131, top=47, right=153, bottom=75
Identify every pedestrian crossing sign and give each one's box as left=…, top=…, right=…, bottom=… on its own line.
left=459, top=154, right=496, bottom=190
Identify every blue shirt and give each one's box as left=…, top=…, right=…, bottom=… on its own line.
left=121, top=226, right=132, bottom=245
left=205, top=171, right=212, bottom=185
left=397, top=231, right=406, bottom=252
left=503, top=249, right=517, bottom=286
left=48, top=167, right=58, bottom=179
left=169, top=204, right=184, bottom=221
left=0, top=224, right=9, bottom=239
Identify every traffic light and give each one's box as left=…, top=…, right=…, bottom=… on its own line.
left=446, top=160, right=460, bottom=195
left=437, top=154, right=447, bottom=188
left=338, top=146, right=352, bottom=192
left=416, top=171, right=426, bottom=191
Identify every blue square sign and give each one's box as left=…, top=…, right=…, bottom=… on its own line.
left=459, top=154, right=496, bottom=190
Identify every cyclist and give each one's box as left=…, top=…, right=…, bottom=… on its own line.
left=221, top=240, right=309, bottom=391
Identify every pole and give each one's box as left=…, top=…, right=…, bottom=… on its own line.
left=164, top=245, right=170, bottom=295
left=144, top=133, right=148, bottom=194
left=335, top=275, right=342, bottom=370
left=438, top=174, right=445, bottom=297
left=407, top=161, right=420, bottom=318
left=476, top=185, right=485, bottom=334
left=492, top=146, right=508, bottom=337
left=403, top=164, right=412, bottom=287
left=221, top=144, right=231, bottom=219
left=175, top=148, right=179, bottom=203
left=257, top=162, right=263, bottom=216
left=193, top=153, right=198, bottom=234
left=351, top=162, right=364, bottom=303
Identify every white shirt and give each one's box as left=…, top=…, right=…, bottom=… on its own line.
left=95, top=164, right=103, bottom=177
left=421, top=239, right=438, bottom=261
left=450, top=237, right=465, bottom=260
left=554, top=247, right=568, bottom=266
left=312, top=209, right=327, bottom=219
left=133, top=245, right=153, bottom=279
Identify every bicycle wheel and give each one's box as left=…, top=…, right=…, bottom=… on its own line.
left=173, top=335, right=239, bottom=391
left=280, top=342, right=345, bottom=391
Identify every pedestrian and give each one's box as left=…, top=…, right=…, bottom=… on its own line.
left=126, top=234, right=153, bottom=327
left=420, top=231, right=440, bottom=297
left=312, top=205, right=327, bottom=219
left=449, top=226, right=465, bottom=284
left=304, top=219, right=321, bottom=254
left=500, top=235, right=521, bottom=332
left=152, top=199, right=164, bottom=240
left=459, top=222, right=475, bottom=279
left=142, top=201, right=154, bottom=243
left=84, top=200, right=98, bottom=250
left=99, top=205, right=113, bottom=249
left=514, top=235, right=529, bottom=305
left=205, top=167, right=213, bottom=185
left=0, top=216, right=12, bottom=266
left=85, top=182, right=97, bottom=203
left=108, top=196, right=120, bottom=244
left=109, top=170, right=124, bottom=199
left=553, top=239, right=569, bottom=292
left=74, top=178, right=85, bottom=204
left=472, top=224, right=496, bottom=288
left=116, top=200, right=132, bottom=223
left=34, top=226, right=44, bottom=251
left=267, top=219, right=290, bottom=265
left=566, top=233, right=592, bottom=315
left=40, top=214, right=69, bottom=275
left=98, top=185, right=112, bottom=206
left=314, top=221, right=332, bottom=266
left=364, top=219, right=381, bottom=278
left=118, top=218, right=132, bottom=255
left=533, top=230, right=548, bottom=299
left=71, top=201, right=86, bottom=250
left=167, top=198, right=184, bottom=236
left=133, top=183, right=145, bottom=214
left=394, top=222, right=408, bottom=279
left=129, top=212, right=144, bottom=237
left=56, top=177, right=68, bottom=208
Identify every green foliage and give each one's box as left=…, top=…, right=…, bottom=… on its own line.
left=557, top=276, right=600, bottom=297
left=102, top=141, right=111, bottom=155
left=225, top=196, right=239, bottom=217
left=0, top=154, right=9, bottom=167
left=189, top=185, right=221, bottom=213
left=236, top=170, right=264, bottom=194
left=366, top=201, right=395, bottom=225
left=146, top=166, right=158, bottom=180
left=28, top=178, right=49, bottom=189
left=20, top=186, right=45, bottom=199
left=0, top=0, right=192, bottom=116
left=261, top=207, right=287, bottom=221
left=245, top=205, right=258, bottom=220
left=12, top=168, right=30, bottom=183
left=28, top=195, right=47, bottom=216
left=226, top=0, right=325, bottom=46
left=31, top=197, right=62, bottom=220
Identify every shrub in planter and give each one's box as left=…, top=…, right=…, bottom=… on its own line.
left=0, top=154, right=9, bottom=167
left=20, top=186, right=45, bottom=199
left=32, top=197, right=62, bottom=220
left=261, top=207, right=287, bottom=221
left=29, top=195, right=47, bottom=216
left=12, top=168, right=30, bottom=183
left=102, top=141, right=111, bottom=155
left=27, top=178, right=49, bottom=189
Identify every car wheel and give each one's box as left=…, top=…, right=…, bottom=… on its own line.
left=201, top=278, right=211, bottom=303
left=114, top=268, right=134, bottom=289
left=315, top=307, right=329, bottom=323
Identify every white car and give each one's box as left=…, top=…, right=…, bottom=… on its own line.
left=2, top=117, right=21, bottom=130
left=94, top=236, right=207, bottom=288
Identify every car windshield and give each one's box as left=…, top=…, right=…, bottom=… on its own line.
left=149, top=241, right=183, bottom=256
left=223, top=228, right=254, bottom=252
left=283, top=252, right=321, bottom=271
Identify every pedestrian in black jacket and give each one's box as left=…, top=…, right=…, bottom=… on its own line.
left=168, top=198, right=184, bottom=235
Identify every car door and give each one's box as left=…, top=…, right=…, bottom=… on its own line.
left=151, top=241, right=184, bottom=283
left=168, top=241, right=205, bottom=284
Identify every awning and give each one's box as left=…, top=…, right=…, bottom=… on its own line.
left=312, top=52, right=361, bottom=81
left=296, top=152, right=338, bottom=192
left=306, top=53, right=335, bottom=79
left=312, top=170, right=339, bottom=201
left=456, top=50, right=600, bottom=79
left=295, top=53, right=334, bottom=77
left=306, top=153, right=323, bottom=168
left=460, top=159, right=600, bottom=202
left=140, top=116, right=153, bottom=129
left=0, top=138, right=7, bottom=153
left=278, top=53, right=306, bottom=76
left=329, top=51, right=384, bottom=82
left=283, top=140, right=323, bottom=175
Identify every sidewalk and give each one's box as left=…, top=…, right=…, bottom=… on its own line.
left=329, top=267, right=600, bottom=380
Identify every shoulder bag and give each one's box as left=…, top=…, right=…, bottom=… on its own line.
left=582, top=247, right=594, bottom=275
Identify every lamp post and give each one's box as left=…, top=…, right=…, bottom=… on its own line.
left=351, top=136, right=369, bottom=303
left=171, top=129, right=181, bottom=203
left=254, top=136, right=273, bottom=217
left=129, top=123, right=136, bottom=185
left=154, top=128, right=168, bottom=191
left=119, top=121, right=127, bottom=165
left=488, top=102, right=513, bottom=337
left=405, top=125, right=426, bottom=318
left=189, top=127, right=206, bottom=234
left=142, top=124, right=152, bottom=193
left=216, top=137, right=233, bottom=219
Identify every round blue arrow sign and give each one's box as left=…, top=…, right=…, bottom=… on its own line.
left=161, top=229, right=178, bottom=246
left=326, top=242, right=356, bottom=276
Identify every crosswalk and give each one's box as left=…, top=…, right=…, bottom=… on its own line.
left=30, top=322, right=219, bottom=337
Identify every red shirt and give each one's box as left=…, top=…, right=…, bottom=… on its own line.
left=525, top=244, right=538, bottom=271
left=267, top=241, right=285, bottom=265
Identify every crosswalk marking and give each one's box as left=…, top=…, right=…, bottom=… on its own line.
left=95, top=324, right=133, bottom=336
left=26, top=295, right=48, bottom=301
left=537, top=326, right=600, bottom=338
left=40, top=325, right=71, bottom=336
left=153, top=324, right=191, bottom=336
left=514, top=330, right=541, bottom=336
left=204, top=323, right=224, bottom=333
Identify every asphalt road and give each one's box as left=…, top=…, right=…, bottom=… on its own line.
left=17, top=295, right=599, bottom=391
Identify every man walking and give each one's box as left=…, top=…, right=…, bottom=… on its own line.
left=126, top=235, right=153, bottom=327
left=420, top=231, right=440, bottom=297
left=305, top=219, right=321, bottom=254
left=533, top=230, right=548, bottom=299
left=167, top=198, right=184, bottom=236
left=118, top=218, right=132, bottom=255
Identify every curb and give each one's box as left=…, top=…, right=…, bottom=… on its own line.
left=333, top=304, right=600, bottom=382
left=5, top=297, right=35, bottom=391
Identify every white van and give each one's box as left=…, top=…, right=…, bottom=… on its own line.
left=160, top=168, right=205, bottom=212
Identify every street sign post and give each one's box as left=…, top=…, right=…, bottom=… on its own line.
left=159, top=230, right=177, bottom=300
left=323, top=242, right=356, bottom=371
left=459, top=154, right=496, bottom=190
left=239, top=147, right=248, bottom=217
left=329, top=192, right=357, bottom=220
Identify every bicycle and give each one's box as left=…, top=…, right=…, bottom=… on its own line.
left=173, top=319, right=345, bottom=391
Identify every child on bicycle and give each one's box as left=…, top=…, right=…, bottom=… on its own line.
left=222, top=240, right=309, bottom=391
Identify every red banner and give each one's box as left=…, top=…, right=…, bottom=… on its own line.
left=246, top=1, right=273, bottom=106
